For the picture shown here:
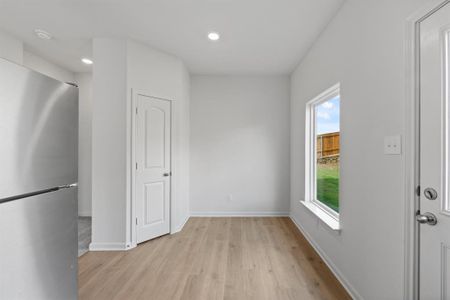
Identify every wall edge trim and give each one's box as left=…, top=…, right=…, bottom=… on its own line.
left=89, top=242, right=128, bottom=251
left=190, top=211, right=290, bottom=217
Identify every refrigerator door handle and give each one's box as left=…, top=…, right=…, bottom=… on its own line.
left=0, top=182, right=78, bottom=205
left=58, top=183, right=78, bottom=189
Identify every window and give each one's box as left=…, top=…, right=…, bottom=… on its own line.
left=302, top=84, right=340, bottom=230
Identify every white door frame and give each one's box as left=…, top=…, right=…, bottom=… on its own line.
left=129, top=89, right=174, bottom=248
left=405, top=1, right=450, bottom=299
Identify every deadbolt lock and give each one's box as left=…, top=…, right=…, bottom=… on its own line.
left=424, top=188, right=438, bottom=200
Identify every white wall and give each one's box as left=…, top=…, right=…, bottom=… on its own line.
left=23, top=51, right=75, bottom=83
left=178, top=66, right=191, bottom=228
left=91, top=39, right=128, bottom=249
left=91, top=39, right=190, bottom=250
left=76, top=73, right=93, bottom=217
left=0, top=30, right=75, bottom=84
left=126, top=40, right=191, bottom=237
left=0, top=30, right=23, bottom=64
left=290, top=0, right=427, bottom=299
left=190, top=76, right=290, bottom=216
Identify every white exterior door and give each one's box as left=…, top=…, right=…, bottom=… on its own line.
left=135, top=94, right=171, bottom=244
left=419, top=2, right=450, bottom=299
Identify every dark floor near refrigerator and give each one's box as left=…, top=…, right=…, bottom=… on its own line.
left=78, top=217, right=91, bottom=257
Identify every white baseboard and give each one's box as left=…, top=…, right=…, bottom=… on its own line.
left=190, top=211, right=289, bottom=217
left=89, top=242, right=127, bottom=251
left=172, top=215, right=190, bottom=234
left=289, top=215, right=362, bottom=300
left=78, top=211, right=92, bottom=217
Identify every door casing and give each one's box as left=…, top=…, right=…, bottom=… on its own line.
left=405, top=1, right=450, bottom=299
left=130, top=89, right=174, bottom=249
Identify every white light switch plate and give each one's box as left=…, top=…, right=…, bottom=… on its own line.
left=384, top=135, right=402, bottom=155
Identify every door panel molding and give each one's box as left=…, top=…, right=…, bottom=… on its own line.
left=144, top=107, right=167, bottom=169
left=442, top=243, right=450, bottom=299
left=442, top=26, right=450, bottom=216
left=143, top=181, right=166, bottom=226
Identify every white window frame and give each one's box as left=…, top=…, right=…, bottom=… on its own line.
left=302, top=83, right=341, bottom=231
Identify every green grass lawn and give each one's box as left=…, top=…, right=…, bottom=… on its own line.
left=317, top=163, right=339, bottom=212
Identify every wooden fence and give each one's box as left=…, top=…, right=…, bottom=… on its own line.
left=317, top=132, right=340, bottom=158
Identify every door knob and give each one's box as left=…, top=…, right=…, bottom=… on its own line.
left=416, top=212, right=437, bottom=225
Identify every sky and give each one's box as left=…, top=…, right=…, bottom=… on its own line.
left=315, top=96, right=340, bottom=134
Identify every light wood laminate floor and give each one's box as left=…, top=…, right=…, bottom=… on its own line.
left=79, top=217, right=350, bottom=300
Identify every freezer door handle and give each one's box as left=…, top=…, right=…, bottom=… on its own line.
left=0, top=182, right=78, bottom=205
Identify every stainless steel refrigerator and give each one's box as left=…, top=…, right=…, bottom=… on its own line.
left=0, top=58, right=78, bottom=299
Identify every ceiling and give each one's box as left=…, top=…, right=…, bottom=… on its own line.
left=0, top=0, right=344, bottom=74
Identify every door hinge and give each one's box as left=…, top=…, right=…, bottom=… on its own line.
left=416, top=185, right=421, bottom=197
left=136, top=107, right=138, bottom=114
left=136, top=162, right=138, bottom=170
left=136, top=217, right=138, bottom=225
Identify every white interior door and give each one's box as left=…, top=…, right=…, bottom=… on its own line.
left=135, top=94, right=171, bottom=244
left=419, top=2, right=450, bottom=299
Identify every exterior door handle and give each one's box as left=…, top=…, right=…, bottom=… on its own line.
left=416, top=212, right=437, bottom=225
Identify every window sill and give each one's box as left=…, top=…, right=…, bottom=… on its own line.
left=300, top=201, right=341, bottom=231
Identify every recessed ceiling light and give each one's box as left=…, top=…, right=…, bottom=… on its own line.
left=81, top=58, right=93, bottom=65
left=34, top=29, right=52, bottom=40
left=207, top=32, right=220, bottom=41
